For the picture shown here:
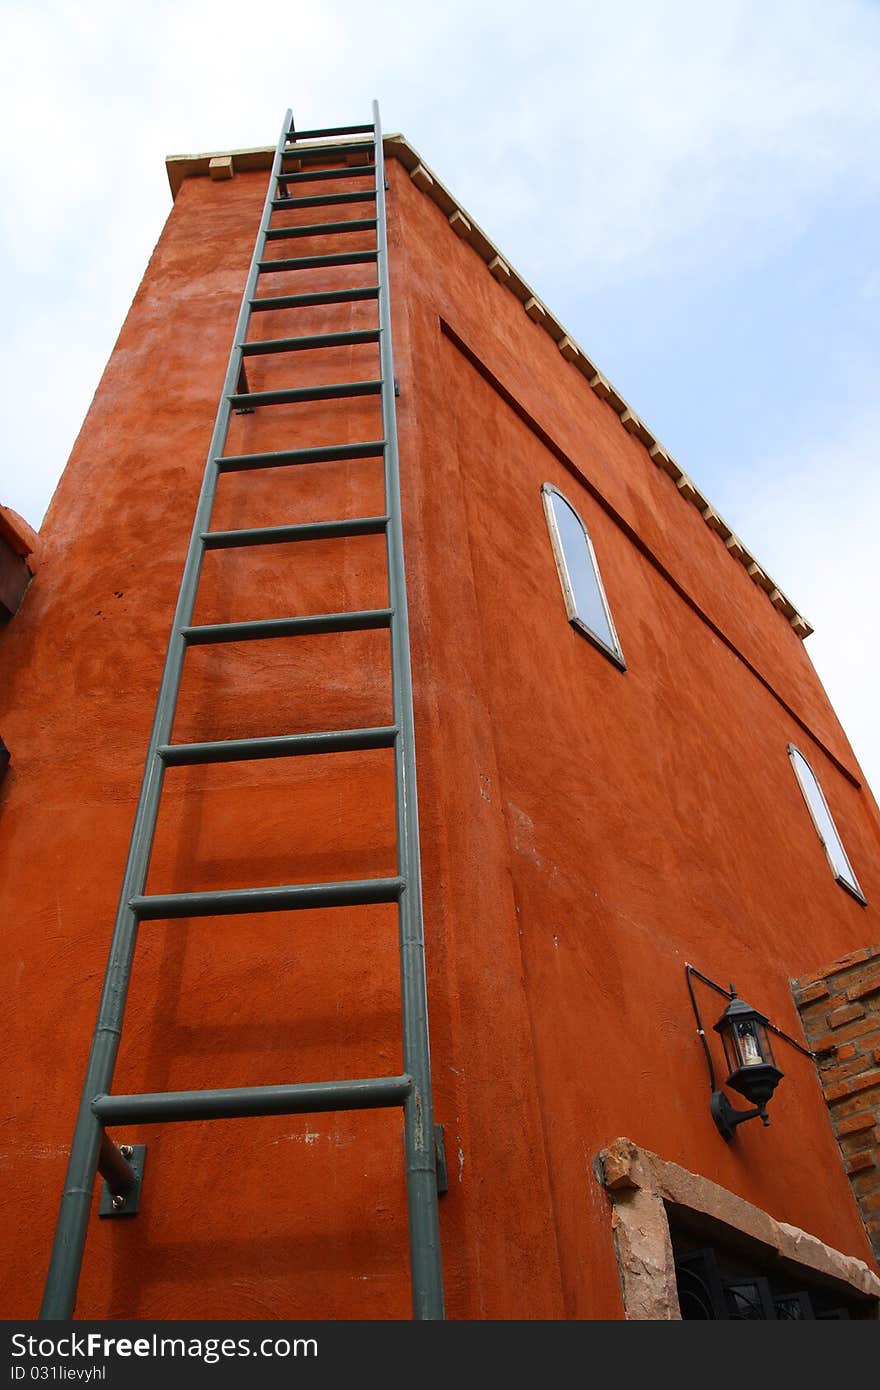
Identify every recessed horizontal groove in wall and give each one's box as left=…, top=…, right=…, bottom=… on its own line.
left=438, top=317, right=860, bottom=791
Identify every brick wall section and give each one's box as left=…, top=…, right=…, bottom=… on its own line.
left=793, top=946, right=880, bottom=1262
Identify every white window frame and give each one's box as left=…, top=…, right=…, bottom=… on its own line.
left=541, top=482, right=625, bottom=670
left=788, top=744, right=866, bottom=904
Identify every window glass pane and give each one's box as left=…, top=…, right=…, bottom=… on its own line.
left=546, top=489, right=619, bottom=656
left=789, top=747, right=864, bottom=900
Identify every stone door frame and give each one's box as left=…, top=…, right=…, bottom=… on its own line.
left=597, top=1137, right=880, bottom=1319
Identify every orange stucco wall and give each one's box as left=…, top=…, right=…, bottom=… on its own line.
left=1, top=151, right=878, bottom=1320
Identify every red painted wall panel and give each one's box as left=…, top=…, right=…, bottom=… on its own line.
left=1, top=151, right=877, bottom=1322
left=389, top=159, right=880, bottom=1313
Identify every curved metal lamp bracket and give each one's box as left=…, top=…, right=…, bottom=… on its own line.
left=710, top=1092, right=769, bottom=1142
left=686, top=964, right=813, bottom=1143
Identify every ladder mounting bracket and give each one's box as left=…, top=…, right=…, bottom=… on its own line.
left=99, top=1144, right=147, bottom=1219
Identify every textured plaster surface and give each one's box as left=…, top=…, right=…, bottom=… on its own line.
left=394, top=157, right=879, bottom=1316
left=1, top=154, right=879, bottom=1320
left=1, top=166, right=419, bottom=1320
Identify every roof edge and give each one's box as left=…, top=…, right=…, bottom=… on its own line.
left=163, top=133, right=813, bottom=640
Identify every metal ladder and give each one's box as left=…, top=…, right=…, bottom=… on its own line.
left=41, top=102, right=444, bottom=1321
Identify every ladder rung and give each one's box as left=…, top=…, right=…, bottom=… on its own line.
left=250, top=286, right=379, bottom=312
left=217, top=441, right=385, bottom=473
left=158, top=725, right=398, bottom=767
left=201, top=516, right=388, bottom=549
left=258, top=250, right=377, bottom=273
left=277, top=164, right=376, bottom=186
left=272, top=189, right=376, bottom=211
left=229, top=380, right=382, bottom=409
left=288, top=124, right=375, bottom=142
left=264, top=218, right=377, bottom=242
left=282, top=140, right=373, bottom=162
left=181, top=608, right=393, bottom=645
left=93, top=1074, right=411, bottom=1125
left=130, top=875, right=404, bottom=920
left=241, top=329, right=380, bottom=357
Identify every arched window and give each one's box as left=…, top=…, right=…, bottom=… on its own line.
left=541, top=483, right=625, bottom=669
left=788, top=745, right=865, bottom=903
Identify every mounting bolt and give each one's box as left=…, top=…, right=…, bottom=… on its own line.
left=111, top=1194, right=126, bottom=1211
left=119, top=1145, right=133, bottom=1159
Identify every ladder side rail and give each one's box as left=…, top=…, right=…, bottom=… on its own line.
left=372, top=99, right=445, bottom=1321
left=39, top=109, right=294, bottom=1321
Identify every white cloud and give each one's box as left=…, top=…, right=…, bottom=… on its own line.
left=722, top=409, right=880, bottom=798
left=459, top=0, right=880, bottom=289
left=0, top=1, right=877, bottom=807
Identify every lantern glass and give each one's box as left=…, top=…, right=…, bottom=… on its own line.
left=709, top=987, right=785, bottom=1132
left=716, top=1000, right=778, bottom=1083
left=728, top=1018, right=771, bottom=1073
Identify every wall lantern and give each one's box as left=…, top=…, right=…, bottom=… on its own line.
left=711, top=994, right=784, bottom=1141
left=685, top=965, right=813, bottom=1143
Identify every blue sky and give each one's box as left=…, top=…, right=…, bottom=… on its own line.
left=1, top=0, right=878, bottom=796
